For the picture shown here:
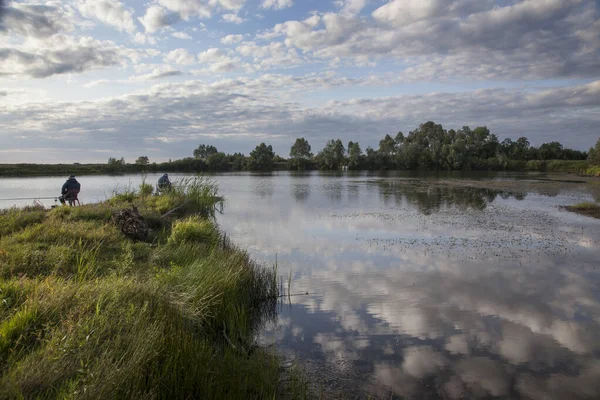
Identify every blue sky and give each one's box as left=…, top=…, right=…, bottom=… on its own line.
left=0, top=0, right=599, bottom=162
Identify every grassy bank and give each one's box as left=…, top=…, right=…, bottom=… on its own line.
left=563, top=201, right=600, bottom=219
left=0, top=178, right=288, bottom=399
left=0, top=161, right=290, bottom=177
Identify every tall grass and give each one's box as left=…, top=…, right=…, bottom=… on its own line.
left=585, top=166, right=600, bottom=177
left=0, top=176, right=296, bottom=399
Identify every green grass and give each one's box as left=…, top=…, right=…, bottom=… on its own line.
left=570, top=201, right=598, bottom=209
left=585, top=166, right=600, bottom=177
left=0, top=177, right=295, bottom=399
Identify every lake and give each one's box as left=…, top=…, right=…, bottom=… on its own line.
left=1, top=171, right=600, bottom=399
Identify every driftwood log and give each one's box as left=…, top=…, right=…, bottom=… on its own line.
left=113, top=206, right=149, bottom=241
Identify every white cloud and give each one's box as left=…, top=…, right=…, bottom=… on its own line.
left=336, top=0, right=367, bottom=16
left=130, top=66, right=183, bottom=81
left=83, top=79, right=112, bottom=88
left=171, top=31, right=192, bottom=39
left=157, top=0, right=212, bottom=19
left=214, top=0, right=247, bottom=11
left=0, top=35, right=139, bottom=78
left=221, top=34, right=244, bottom=44
left=1, top=77, right=599, bottom=160
left=138, top=5, right=180, bottom=33
left=197, top=48, right=242, bottom=72
left=0, top=1, right=75, bottom=38
left=261, top=0, right=293, bottom=10
left=77, top=0, right=136, bottom=33
left=156, top=0, right=246, bottom=20
left=1, top=0, right=599, bottom=162
left=145, top=49, right=162, bottom=57
left=133, top=32, right=157, bottom=45
left=261, top=0, right=599, bottom=80
left=221, top=13, right=246, bottom=24
left=165, top=48, right=195, bottom=65
left=236, top=41, right=303, bottom=69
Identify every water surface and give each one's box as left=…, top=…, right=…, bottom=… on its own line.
left=2, top=172, right=600, bottom=399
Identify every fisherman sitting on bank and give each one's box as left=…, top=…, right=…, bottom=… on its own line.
left=157, top=173, right=172, bottom=193
left=59, top=175, right=81, bottom=206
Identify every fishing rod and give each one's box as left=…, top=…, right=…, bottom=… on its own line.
left=0, top=197, right=58, bottom=201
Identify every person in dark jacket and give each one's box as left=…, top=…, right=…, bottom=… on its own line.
left=157, top=173, right=172, bottom=193
left=59, top=175, right=81, bottom=205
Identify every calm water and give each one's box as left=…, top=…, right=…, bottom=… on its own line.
left=2, top=172, right=600, bottom=399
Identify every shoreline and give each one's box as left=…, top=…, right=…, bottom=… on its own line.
left=1, top=159, right=597, bottom=178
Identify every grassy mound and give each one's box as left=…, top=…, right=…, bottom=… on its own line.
left=0, top=178, right=284, bottom=399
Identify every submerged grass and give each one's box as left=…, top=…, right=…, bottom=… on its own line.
left=0, top=177, right=292, bottom=399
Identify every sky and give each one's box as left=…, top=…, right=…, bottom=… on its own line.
left=0, top=0, right=599, bottom=163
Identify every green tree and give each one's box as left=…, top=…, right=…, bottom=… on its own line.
left=193, top=144, right=218, bottom=160
left=248, top=143, right=275, bottom=171
left=317, top=139, right=345, bottom=170
left=230, top=153, right=246, bottom=171
left=512, top=137, right=530, bottom=160
left=395, top=132, right=405, bottom=145
left=108, top=157, right=125, bottom=165
left=289, top=138, right=313, bottom=170
left=206, top=152, right=229, bottom=171
left=539, top=142, right=564, bottom=160
left=589, top=137, right=600, bottom=165
left=379, top=134, right=397, bottom=156
left=347, top=141, right=362, bottom=170
left=364, top=146, right=382, bottom=170
left=135, top=156, right=149, bottom=165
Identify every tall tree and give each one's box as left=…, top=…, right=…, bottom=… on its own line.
left=588, top=137, right=600, bottom=165
left=289, top=138, right=313, bottom=170
left=206, top=152, right=229, bottom=171
left=317, top=139, right=345, bottom=170
left=135, top=156, right=149, bottom=165
left=539, top=142, right=564, bottom=160
left=248, top=143, right=275, bottom=171
left=347, top=141, right=362, bottom=170
left=379, top=134, right=397, bottom=156
left=193, top=144, right=218, bottom=160
left=513, top=137, right=530, bottom=160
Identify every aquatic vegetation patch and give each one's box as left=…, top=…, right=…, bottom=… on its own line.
left=563, top=202, right=600, bottom=219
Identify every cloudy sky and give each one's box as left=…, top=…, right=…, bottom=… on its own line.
left=0, top=0, right=599, bottom=163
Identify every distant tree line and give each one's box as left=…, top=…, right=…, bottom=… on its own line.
left=305, top=121, right=589, bottom=171
left=5, top=121, right=596, bottom=177
left=109, top=121, right=596, bottom=174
